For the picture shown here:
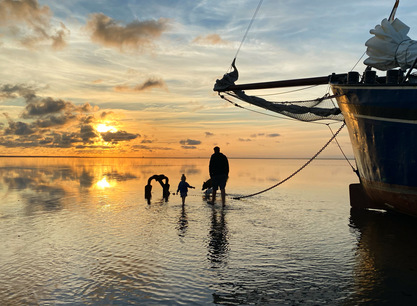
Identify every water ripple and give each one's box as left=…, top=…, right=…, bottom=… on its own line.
left=2, top=158, right=417, bottom=304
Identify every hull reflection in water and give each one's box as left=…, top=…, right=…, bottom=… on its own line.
left=349, top=209, right=417, bottom=304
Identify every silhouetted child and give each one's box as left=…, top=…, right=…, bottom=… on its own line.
left=177, top=174, right=195, bottom=205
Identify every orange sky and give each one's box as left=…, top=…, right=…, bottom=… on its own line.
left=0, top=0, right=414, bottom=158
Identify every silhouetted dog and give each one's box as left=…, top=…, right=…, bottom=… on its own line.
left=202, top=178, right=213, bottom=197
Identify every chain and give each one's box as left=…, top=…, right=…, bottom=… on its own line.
left=233, top=122, right=346, bottom=200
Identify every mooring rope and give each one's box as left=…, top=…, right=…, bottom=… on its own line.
left=233, top=122, right=346, bottom=200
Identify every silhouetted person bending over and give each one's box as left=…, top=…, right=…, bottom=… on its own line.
left=209, top=146, right=229, bottom=205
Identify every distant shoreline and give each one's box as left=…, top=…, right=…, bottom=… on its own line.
left=0, top=155, right=355, bottom=160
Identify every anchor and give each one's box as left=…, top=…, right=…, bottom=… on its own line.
left=145, top=174, right=170, bottom=203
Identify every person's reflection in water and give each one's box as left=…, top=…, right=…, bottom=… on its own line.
left=177, top=203, right=188, bottom=237
left=208, top=204, right=229, bottom=267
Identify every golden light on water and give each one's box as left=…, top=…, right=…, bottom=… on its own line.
left=96, top=177, right=113, bottom=189
left=96, top=124, right=117, bottom=133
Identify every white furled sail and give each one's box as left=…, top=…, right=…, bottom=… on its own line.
left=364, top=18, right=417, bottom=71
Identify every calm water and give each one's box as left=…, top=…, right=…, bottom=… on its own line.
left=1, top=157, right=417, bottom=305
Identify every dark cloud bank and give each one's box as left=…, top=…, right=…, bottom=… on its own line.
left=0, top=84, right=139, bottom=151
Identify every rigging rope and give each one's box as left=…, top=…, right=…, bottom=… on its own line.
left=270, top=93, right=340, bottom=105
left=351, top=51, right=367, bottom=72
left=220, top=92, right=314, bottom=122
left=222, top=90, right=344, bottom=122
left=233, top=0, right=264, bottom=62
left=226, top=91, right=341, bottom=106
left=233, top=122, right=346, bottom=200
left=256, top=85, right=320, bottom=96
left=326, top=123, right=357, bottom=174
left=220, top=92, right=343, bottom=125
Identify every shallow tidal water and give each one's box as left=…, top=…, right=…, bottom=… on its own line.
left=1, top=157, right=417, bottom=305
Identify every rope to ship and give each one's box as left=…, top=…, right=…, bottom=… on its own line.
left=233, top=122, right=346, bottom=200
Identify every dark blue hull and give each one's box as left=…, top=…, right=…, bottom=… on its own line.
left=331, top=85, right=417, bottom=216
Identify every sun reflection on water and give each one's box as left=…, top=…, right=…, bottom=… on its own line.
left=96, top=176, right=114, bottom=189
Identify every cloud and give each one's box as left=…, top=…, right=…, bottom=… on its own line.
left=0, top=0, right=50, bottom=26
left=22, top=97, right=72, bottom=117
left=0, top=128, right=82, bottom=148
left=267, top=133, right=281, bottom=138
left=0, top=0, right=69, bottom=50
left=32, top=114, right=78, bottom=128
left=132, top=144, right=173, bottom=152
left=238, top=138, right=252, bottom=142
left=0, top=84, right=36, bottom=100
left=114, top=78, right=167, bottom=92
left=133, top=145, right=151, bottom=151
left=80, top=124, right=99, bottom=143
left=180, top=138, right=201, bottom=150
left=17, top=94, right=94, bottom=129
left=100, top=111, right=114, bottom=118
left=192, top=34, right=229, bottom=45
left=181, top=145, right=197, bottom=150
left=50, top=22, right=69, bottom=50
left=179, top=139, right=201, bottom=146
left=101, top=130, right=139, bottom=143
left=49, top=131, right=81, bottom=148
left=141, top=139, right=153, bottom=143
left=205, top=132, right=214, bottom=137
left=85, top=13, right=168, bottom=52
left=3, top=114, right=35, bottom=135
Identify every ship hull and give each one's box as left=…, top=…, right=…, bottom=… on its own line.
left=331, top=84, right=417, bottom=217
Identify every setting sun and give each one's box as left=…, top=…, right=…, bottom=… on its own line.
left=96, top=124, right=117, bottom=133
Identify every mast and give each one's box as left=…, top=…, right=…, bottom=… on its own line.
left=388, top=0, right=399, bottom=22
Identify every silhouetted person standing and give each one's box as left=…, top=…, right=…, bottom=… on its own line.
left=209, top=146, right=229, bottom=205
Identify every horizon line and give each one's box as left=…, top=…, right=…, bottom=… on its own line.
left=0, top=155, right=355, bottom=160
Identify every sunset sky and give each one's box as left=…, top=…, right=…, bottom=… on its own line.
left=0, top=0, right=416, bottom=158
